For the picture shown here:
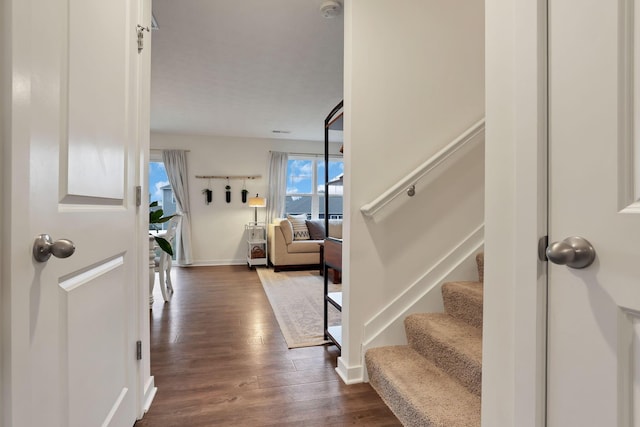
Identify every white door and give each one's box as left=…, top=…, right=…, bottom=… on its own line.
left=548, top=0, right=640, bottom=425
left=4, top=0, right=147, bottom=426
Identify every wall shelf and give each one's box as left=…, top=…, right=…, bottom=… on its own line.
left=195, top=175, right=261, bottom=180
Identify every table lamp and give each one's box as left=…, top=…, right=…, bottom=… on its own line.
left=248, top=194, right=267, bottom=223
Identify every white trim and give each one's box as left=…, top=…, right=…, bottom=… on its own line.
left=483, top=0, right=548, bottom=425
left=189, top=259, right=247, bottom=267
left=335, top=357, right=364, bottom=384
left=141, top=376, right=157, bottom=414
left=360, top=119, right=485, bottom=217
left=59, top=256, right=124, bottom=292
left=361, top=225, right=484, bottom=350
left=620, top=201, right=640, bottom=214
left=101, top=388, right=129, bottom=427
left=0, top=0, right=7, bottom=422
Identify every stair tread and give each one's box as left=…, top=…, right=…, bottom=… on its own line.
left=366, top=345, right=480, bottom=427
left=442, top=281, right=483, bottom=299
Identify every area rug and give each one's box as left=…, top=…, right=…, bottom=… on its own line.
left=257, top=268, right=341, bottom=348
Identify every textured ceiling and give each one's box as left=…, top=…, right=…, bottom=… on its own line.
left=150, top=0, right=344, bottom=142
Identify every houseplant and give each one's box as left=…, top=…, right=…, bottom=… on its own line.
left=149, top=201, right=175, bottom=256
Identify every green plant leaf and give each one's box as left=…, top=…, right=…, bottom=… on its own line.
left=149, top=202, right=175, bottom=256
left=150, top=209, right=164, bottom=222
left=154, top=236, right=174, bottom=256
left=154, top=215, right=175, bottom=224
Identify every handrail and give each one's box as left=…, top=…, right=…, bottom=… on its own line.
left=360, top=118, right=485, bottom=217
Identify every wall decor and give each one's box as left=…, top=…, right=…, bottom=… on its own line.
left=202, top=178, right=212, bottom=204
left=202, top=188, right=212, bottom=204
left=241, top=179, right=249, bottom=203
left=194, top=175, right=262, bottom=205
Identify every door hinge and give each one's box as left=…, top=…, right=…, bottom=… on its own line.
left=135, top=185, right=142, bottom=207
left=137, top=25, right=150, bottom=53
left=538, top=235, right=549, bottom=262
left=136, top=340, right=142, bottom=360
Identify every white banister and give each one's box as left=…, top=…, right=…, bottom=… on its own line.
left=360, top=118, right=485, bottom=217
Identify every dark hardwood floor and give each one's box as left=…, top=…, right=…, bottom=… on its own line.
left=135, top=265, right=400, bottom=426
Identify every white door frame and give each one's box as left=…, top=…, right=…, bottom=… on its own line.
left=483, top=0, right=548, bottom=426
left=135, top=0, right=156, bottom=416
left=1, top=0, right=7, bottom=424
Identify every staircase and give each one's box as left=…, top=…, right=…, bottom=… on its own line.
left=365, top=253, right=484, bottom=427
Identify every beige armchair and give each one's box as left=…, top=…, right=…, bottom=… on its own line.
left=268, top=218, right=342, bottom=272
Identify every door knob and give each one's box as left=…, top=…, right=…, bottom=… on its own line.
left=546, top=236, right=595, bottom=269
left=33, top=234, right=76, bottom=262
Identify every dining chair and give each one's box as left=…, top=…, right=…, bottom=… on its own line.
left=155, top=214, right=181, bottom=303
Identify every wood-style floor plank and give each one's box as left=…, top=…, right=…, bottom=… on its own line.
left=135, top=265, right=400, bottom=426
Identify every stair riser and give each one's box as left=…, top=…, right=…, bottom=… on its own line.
left=367, top=363, right=432, bottom=426
left=475, top=252, right=484, bottom=283
left=442, top=286, right=483, bottom=328
left=406, top=333, right=481, bottom=396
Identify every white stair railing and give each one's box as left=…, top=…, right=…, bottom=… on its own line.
left=360, top=118, right=485, bottom=217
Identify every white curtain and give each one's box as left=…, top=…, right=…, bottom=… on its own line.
left=266, top=151, right=288, bottom=225
left=162, top=150, right=193, bottom=265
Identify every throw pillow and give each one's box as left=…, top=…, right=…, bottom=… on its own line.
left=286, top=214, right=310, bottom=240
left=305, top=220, right=326, bottom=240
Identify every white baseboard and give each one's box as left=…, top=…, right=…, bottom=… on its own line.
left=335, top=356, right=364, bottom=384
left=142, top=376, right=157, bottom=414
left=188, top=259, right=246, bottom=267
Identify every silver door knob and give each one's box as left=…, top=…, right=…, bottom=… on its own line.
left=33, top=234, right=76, bottom=262
left=546, top=236, right=595, bottom=269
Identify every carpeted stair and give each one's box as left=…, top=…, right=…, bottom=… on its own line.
left=365, top=253, right=484, bottom=427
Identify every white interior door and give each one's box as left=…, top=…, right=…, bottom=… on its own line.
left=548, top=0, right=640, bottom=425
left=5, top=0, right=145, bottom=426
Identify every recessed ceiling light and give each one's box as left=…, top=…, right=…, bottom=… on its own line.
left=272, top=130, right=291, bottom=134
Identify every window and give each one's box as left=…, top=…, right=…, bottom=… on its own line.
left=149, top=153, right=175, bottom=231
left=285, top=156, right=343, bottom=219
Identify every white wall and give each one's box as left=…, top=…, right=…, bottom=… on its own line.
left=341, top=0, right=485, bottom=382
left=151, top=132, right=341, bottom=265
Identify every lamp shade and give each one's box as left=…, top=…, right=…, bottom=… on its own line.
left=248, top=195, right=266, bottom=208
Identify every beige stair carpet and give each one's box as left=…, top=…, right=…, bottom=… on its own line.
left=441, top=281, right=483, bottom=329
left=366, top=346, right=481, bottom=427
left=366, top=252, right=484, bottom=427
left=405, top=312, right=482, bottom=396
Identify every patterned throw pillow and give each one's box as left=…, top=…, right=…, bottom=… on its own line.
left=286, top=214, right=310, bottom=240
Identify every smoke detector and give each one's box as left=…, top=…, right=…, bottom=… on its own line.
left=320, top=0, right=343, bottom=18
